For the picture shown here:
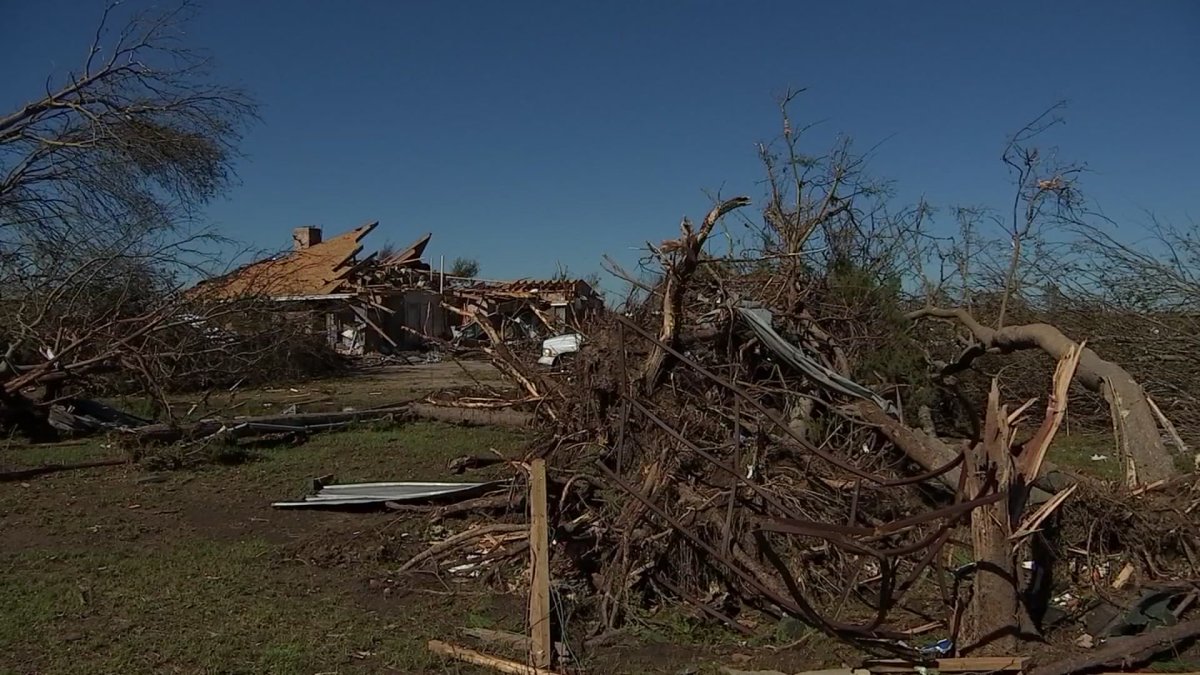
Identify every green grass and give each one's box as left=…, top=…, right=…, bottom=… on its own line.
left=1051, top=431, right=1198, bottom=480
left=1050, top=432, right=1124, bottom=481
left=227, top=421, right=529, bottom=486
left=0, top=438, right=119, bottom=467
left=0, top=536, right=514, bottom=674
left=103, top=360, right=510, bottom=423
left=0, top=421, right=529, bottom=675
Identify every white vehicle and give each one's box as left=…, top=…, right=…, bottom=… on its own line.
left=538, top=333, right=583, bottom=367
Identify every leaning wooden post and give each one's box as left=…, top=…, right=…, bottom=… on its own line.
left=528, top=458, right=552, bottom=668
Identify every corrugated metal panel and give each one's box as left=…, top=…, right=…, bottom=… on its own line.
left=737, top=307, right=898, bottom=415
left=272, top=480, right=505, bottom=509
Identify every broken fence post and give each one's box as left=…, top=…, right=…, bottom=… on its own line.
left=528, top=457, right=553, bottom=669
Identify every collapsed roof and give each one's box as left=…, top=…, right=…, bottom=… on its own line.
left=191, top=224, right=432, bottom=300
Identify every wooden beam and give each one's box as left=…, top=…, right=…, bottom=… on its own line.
left=349, top=303, right=398, bottom=348
left=527, top=458, right=553, bottom=669
left=427, top=640, right=562, bottom=675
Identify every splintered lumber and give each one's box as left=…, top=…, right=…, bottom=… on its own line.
left=396, top=523, right=526, bottom=573
left=964, top=381, right=1019, bottom=654
left=427, top=640, right=562, bottom=675
left=864, top=656, right=1027, bottom=672
left=527, top=458, right=552, bottom=669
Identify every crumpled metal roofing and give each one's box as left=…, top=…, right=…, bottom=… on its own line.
left=737, top=307, right=898, bottom=415
left=272, top=480, right=505, bottom=509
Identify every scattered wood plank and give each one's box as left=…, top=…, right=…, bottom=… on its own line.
left=527, top=458, right=553, bottom=669
left=427, top=640, right=562, bottom=675
left=1111, top=562, right=1135, bottom=590
left=131, top=406, right=413, bottom=443
left=396, top=524, right=526, bottom=573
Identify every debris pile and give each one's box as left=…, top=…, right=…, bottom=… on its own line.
left=410, top=197, right=1200, bottom=670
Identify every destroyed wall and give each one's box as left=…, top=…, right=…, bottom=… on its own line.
left=374, top=289, right=450, bottom=351
left=445, top=278, right=603, bottom=341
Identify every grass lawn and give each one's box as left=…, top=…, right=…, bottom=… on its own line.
left=0, top=422, right=533, bottom=674
left=0, top=421, right=779, bottom=674
left=102, top=361, right=512, bottom=423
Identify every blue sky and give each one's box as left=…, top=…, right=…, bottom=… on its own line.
left=3, top=1, right=1197, bottom=286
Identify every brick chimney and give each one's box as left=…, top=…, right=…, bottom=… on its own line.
left=293, top=226, right=322, bottom=250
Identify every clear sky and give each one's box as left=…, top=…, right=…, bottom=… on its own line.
left=3, top=1, right=1197, bottom=285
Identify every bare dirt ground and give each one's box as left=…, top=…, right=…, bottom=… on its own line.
left=0, top=364, right=840, bottom=674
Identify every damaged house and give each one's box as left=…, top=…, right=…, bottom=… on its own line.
left=191, top=223, right=451, bottom=354
left=444, top=278, right=603, bottom=343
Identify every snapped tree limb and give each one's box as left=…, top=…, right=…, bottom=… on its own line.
left=907, top=306, right=1177, bottom=484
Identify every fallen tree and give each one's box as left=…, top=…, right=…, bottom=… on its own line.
left=907, top=306, right=1177, bottom=484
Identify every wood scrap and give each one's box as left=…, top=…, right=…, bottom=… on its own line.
left=130, top=402, right=531, bottom=445
left=459, top=628, right=567, bottom=660
left=426, top=640, right=562, bottom=675
left=397, top=524, right=526, bottom=573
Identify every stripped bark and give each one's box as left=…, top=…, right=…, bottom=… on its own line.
left=853, top=400, right=964, bottom=492
left=963, top=382, right=1018, bottom=654
left=640, top=197, right=750, bottom=392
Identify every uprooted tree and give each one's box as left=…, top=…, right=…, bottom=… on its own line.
left=0, top=4, right=337, bottom=437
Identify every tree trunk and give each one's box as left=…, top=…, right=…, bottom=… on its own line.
left=964, top=383, right=1019, bottom=654
left=907, top=307, right=1176, bottom=484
